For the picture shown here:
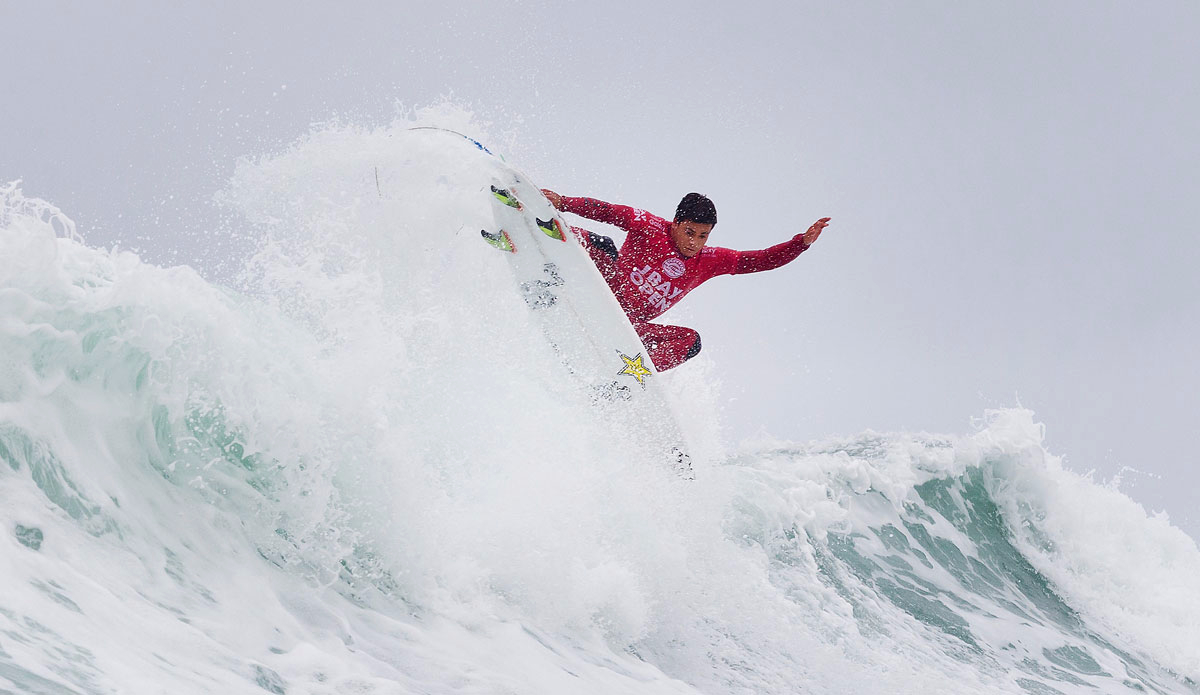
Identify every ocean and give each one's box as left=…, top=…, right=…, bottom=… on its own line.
left=2, top=112, right=1198, bottom=694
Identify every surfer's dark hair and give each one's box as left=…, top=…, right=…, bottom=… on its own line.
left=674, top=193, right=717, bottom=226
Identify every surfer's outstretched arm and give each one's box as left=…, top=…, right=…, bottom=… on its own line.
left=540, top=190, right=655, bottom=238
left=732, top=218, right=831, bottom=274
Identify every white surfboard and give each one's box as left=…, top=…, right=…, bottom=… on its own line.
left=413, top=128, right=692, bottom=476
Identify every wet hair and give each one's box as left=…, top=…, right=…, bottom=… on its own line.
left=674, top=193, right=717, bottom=226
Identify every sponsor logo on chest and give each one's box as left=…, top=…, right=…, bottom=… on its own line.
left=629, top=264, right=685, bottom=311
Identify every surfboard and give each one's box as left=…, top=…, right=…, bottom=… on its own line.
left=412, top=128, right=693, bottom=477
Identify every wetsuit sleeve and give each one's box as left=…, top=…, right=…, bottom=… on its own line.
left=731, top=234, right=811, bottom=275
left=559, top=196, right=657, bottom=235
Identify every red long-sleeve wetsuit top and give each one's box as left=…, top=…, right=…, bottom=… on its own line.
left=560, top=196, right=812, bottom=322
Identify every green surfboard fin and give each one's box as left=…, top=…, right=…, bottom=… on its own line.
left=480, top=229, right=516, bottom=253
left=491, top=185, right=522, bottom=210
left=536, top=217, right=566, bottom=241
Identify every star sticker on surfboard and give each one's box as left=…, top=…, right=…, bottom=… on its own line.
left=616, top=351, right=653, bottom=388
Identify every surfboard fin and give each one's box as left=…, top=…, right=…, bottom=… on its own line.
left=480, top=229, right=516, bottom=253
left=536, top=217, right=567, bottom=241
left=491, top=185, right=523, bottom=210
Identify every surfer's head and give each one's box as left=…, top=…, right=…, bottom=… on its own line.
left=671, top=193, right=716, bottom=258
left=674, top=193, right=717, bottom=227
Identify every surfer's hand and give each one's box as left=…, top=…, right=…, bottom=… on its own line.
left=802, top=217, right=831, bottom=247
left=541, top=189, right=564, bottom=211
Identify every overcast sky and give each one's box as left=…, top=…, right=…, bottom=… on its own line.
left=6, top=1, right=1198, bottom=539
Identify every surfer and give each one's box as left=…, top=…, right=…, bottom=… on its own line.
left=540, top=190, right=830, bottom=370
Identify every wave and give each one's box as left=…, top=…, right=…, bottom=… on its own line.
left=2, top=109, right=1197, bottom=694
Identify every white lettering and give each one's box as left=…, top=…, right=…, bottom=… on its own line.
left=629, top=264, right=686, bottom=312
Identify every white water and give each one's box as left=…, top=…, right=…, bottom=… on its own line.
left=2, top=108, right=1198, bottom=694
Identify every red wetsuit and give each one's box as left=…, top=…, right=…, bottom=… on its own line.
left=560, top=196, right=811, bottom=370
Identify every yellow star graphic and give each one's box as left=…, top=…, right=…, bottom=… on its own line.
left=616, top=351, right=653, bottom=388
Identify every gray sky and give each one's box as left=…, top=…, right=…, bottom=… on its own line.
left=6, top=1, right=1199, bottom=539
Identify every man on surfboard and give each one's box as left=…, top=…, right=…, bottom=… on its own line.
left=540, top=189, right=830, bottom=371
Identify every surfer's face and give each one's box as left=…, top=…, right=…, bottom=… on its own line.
left=670, top=220, right=713, bottom=258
